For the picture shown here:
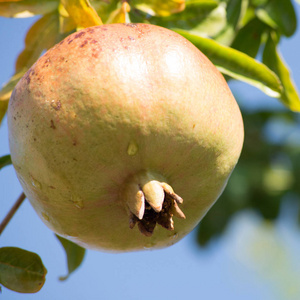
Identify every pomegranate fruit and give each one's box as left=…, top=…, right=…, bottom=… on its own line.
left=7, top=23, right=244, bottom=252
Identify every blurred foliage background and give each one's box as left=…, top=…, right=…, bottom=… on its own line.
left=197, top=109, right=300, bottom=246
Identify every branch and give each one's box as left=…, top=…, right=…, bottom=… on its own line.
left=0, top=192, right=26, bottom=235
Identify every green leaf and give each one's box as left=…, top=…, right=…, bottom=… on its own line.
left=214, top=0, right=249, bottom=45
left=0, top=247, right=47, bottom=293
left=0, top=0, right=58, bottom=18
left=250, top=0, right=267, bottom=6
left=262, top=31, right=300, bottom=112
left=256, top=0, right=297, bottom=37
left=231, top=17, right=266, bottom=58
left=0, top=155, right=12, bottom=170
left=174, top=29, right=282, bottom=97
left=56, top=235, right=86, bottom=281
left=147, top=1, right=224, bottom=36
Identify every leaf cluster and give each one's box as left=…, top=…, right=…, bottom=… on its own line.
left=0, top=0, right=300, bottom=122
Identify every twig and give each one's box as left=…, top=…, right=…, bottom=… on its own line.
left=0, top=192, right=26, bottom=235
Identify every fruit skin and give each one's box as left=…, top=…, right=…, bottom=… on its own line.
left=7, top=23, right=244, bottom=252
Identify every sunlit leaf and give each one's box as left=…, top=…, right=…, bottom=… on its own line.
left=0, top=100, right=8, bottom=125
left=262, top=31, right=300, bottom=112
left=191, top=3, right=227, bottom=36
left=0, top=69, right=25, bottom=101
left=132, top=0, right=185, bottom=17
left=0, top=0, right=58, bottom=18
left=174, top=29, right=282, bottom=98
left=146, top=0, right=220, bottom=35
left=60, top=0, right=102, bottom=29
left=58, top=2, right=76, bottom=33
left=214, top=0, right=249, bottom=45
left=0, top=69, right=26, bottom=124
left=0, top=247, right=47, bottom=293
left=56, top=235, right=86, bottom=281
left=90, top=0, right=118, bottom=24
left=0, top=12, right=60, bottom=122
left=16, top=12, right=59, bottom=72
left=231, top=17, right=266, bottom=58
left=256, top=0, right=297, bottom=37
left=106, top=1, right=131, bottom=24
left=0, top=154, right=12, bottom=170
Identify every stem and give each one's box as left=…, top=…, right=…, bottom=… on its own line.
left=0, top=192, right=26, bottom=235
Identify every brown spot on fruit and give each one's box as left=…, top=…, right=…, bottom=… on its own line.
left=125, top=23, right=137, bottom=28
left=34, top=91, right=42, bottom=97
left=26, top=74, right=31, bottom=84
left=86, top=27, right=95, bottom=33
left=75, top=31, right=86, bottom=39
left=80, top=40, right=88, bottom=48
left=50, top=120, right=56, bottom=129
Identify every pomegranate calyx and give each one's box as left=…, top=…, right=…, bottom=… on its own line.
left=125, top=172, right=185, bottom=237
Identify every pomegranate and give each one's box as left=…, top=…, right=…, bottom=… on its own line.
left=7, top=23, right=244, bottom=252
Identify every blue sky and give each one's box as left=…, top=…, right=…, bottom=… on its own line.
left=1, top=4, right=300, bottom=300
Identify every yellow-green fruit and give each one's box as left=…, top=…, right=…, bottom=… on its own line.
left=7, top=23, right=244, bottom=252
